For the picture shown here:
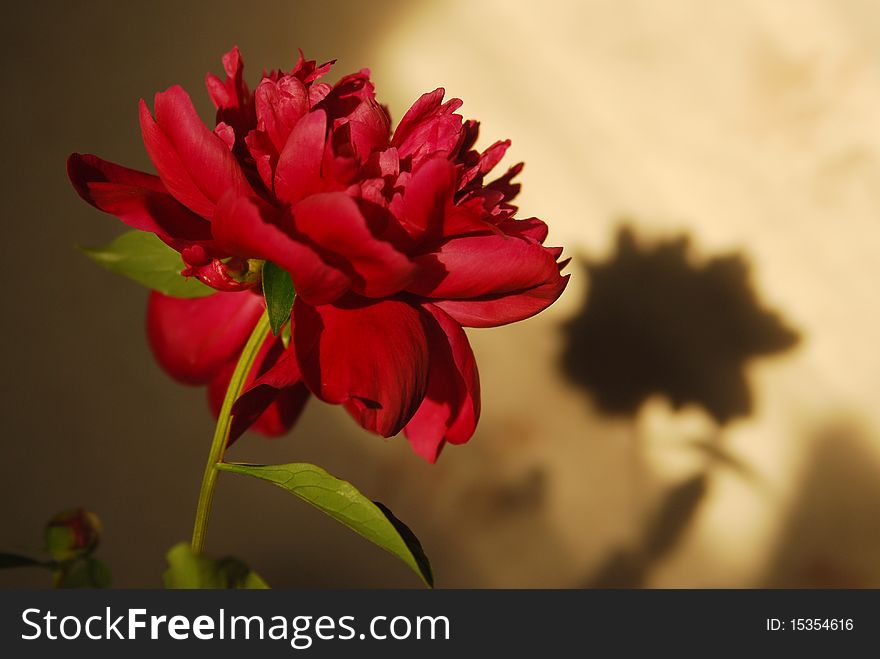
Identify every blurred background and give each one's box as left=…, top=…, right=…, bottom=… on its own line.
left=2, top=0, right=880, bottom=587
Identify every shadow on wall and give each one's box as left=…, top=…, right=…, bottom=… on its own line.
left=562, top=225, right=801, bottom=587
left=560, top=226, right=801, bottom=424
left=582, top=433, right=763, bottom=588
left=760, top=421, right=880, bottom=588
left=584, top=472, right=709, bottom=588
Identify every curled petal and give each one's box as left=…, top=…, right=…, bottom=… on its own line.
left=209, top=339, right=310, bottom=443
left=67, top=153, right=212, bottom=243
left=294, top=297, right=430, bottom=437
left=391, top=88, right=463, bottom=168
left=213, top=194, right=350, bottom=305
left=292, top=192, right=416, bottom=298
left=180, top=256, right=261, bottom=292
left=317, top=71, right=390, bottom=156
left=404, top=304, right=480, bottom=463
left=146, top=291, right=264, bottom=385
left=408, top=233, right=570, bottom=327
left=410, top=233, right=563, bottom=299
left=139, top=86, right=253, bottom=218
left=213, top=122, right=235, bottom=150
left=434, top=276, right=570, bottom=328
left=254, top=75, right=310, bottom=154
left=497, top=217, right=549, bottom=243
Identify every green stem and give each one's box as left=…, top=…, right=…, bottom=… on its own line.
left=190, top=310, right=271, bottom=554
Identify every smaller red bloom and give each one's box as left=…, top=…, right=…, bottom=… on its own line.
left=69, top=47, right=569, bottom=462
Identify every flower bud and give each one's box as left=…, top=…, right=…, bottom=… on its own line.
left=45, top=508, right=102, bottom=561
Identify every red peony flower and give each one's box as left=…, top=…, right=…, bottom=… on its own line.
left=68, top=48, right=568, bottom=462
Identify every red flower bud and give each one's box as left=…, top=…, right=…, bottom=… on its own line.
left=45, top=508, right=102, bottom=561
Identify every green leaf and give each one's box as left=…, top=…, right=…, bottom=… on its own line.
left=58, top=558, right=112, bottom=589
left=163, top=542, right=269, bottom=589
left=80, top=231, right=214, bottom=298
left=262, top=261, right=295, bottom=335
left=217, top=462, right=434, bottom=587
left=0, top=552, right=47, bottom=570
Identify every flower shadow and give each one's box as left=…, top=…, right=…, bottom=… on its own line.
left=560, top=225, right=800, bottom=424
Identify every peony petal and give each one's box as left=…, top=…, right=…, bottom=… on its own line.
left=274, top=109, right=326, bottom=204
left=290, top=49, right=335, bottom=84
left=433, top=275, right=570, bottom=328
left=404, top=304, right=480, bottom=463
left=205, top=47, right=256, bottom=154
left=213, top=122, right=235, bottom=150
left=294, top=297, right=430, bottom=437
left=209, top=338, right=309, bottom=443
left=308, top=82, right=332, bottom=106
left=391, top=157, right=456, bottom=242
left=205, top=46, right=248, bottom=111
left=439, top=198, right=499, bottom=239
left=212, top=194, right=350, bottom=305
left=408, top=233, right=564, bottom=299
left=342, top=74, right=391, bottom=155
left=146, top=290, right=264, bottom=385
left=254, top=75, right=310, bottom=154
left=497, top=217, right=549, bottom=243
left=486, top=162, right=524, bottom=202
left=391, top=88, right=463, bottom=168
left=244, top=129, right=277, bottom=190
left=69, top=153, right=164, bottom=194
left=138, top=101, right=212, bottom=218
left=459, top=139, right=510, bottom=189
left=407, top=232, right=570, bottom=327
left=67, top=153, right=212, bottom=243
left=320, top=122, right=361, bottom=190
left=347, top=117, right=389, bottom=159
left=316, top=71, right=390, bottom=155
left=139, top=86, right=253, bottom=218
left=292, top=192, right=416, bottom=298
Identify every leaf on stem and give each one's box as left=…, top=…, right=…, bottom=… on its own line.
left=0, top=553, right=47, bottom=570
left=262, top=261, right=296, bottom=336
left=217, top=462, right=434, bottom=587
left=81, top=231, right=214, bottom=298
